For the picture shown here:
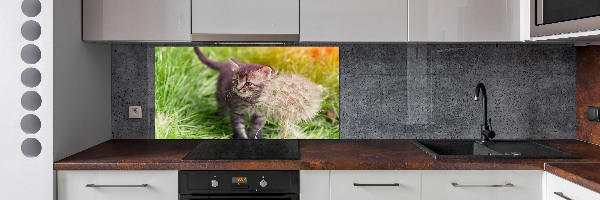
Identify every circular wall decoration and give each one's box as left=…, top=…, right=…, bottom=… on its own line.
left=21, top=44, right=41, bottom=64
left=21, top=0, right=41, bottom=17
left=21, top=20, right=41, bottom=41
left=21, top=138, right=42, bottom=157
left=21, top=0, right=44, bottom=160
left=20, top=114, right=41, bottom=134
left=21, top=91, right=42, bottom=111
left=21, top=68, right=41, bottom=88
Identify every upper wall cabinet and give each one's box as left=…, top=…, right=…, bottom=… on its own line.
left=191, top=0, right=300, bottom=41
left=409, top=0, right=530, bottom=42
left=83, top=0, right=191, bottom=41
left=82, top=0, right=529, bottom=42
left=300, top=0, right=408, bottom=42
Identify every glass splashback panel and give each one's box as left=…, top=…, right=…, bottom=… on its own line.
left=155, top=47, right=339, bottom=139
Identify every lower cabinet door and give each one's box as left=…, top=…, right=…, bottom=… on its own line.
left=546, top=172, right=600, bottom=200
left=330, top=170, right=421, bottom=200
left=57, top=170, right=178, bottom=200
left=421, top=170, right=542, bottom=200
left=300, top=170, right=330, bottom=200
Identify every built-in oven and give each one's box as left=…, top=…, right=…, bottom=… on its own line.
left=531, top=0, right=600, bottom=38
left=179, top=171, right=299, bottom=200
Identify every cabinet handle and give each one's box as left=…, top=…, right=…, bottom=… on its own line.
left=451, top=183, right=514, bottom=188
left=554, top=192, right=573, bottom=200
left=86, top=184, right=149, bottom=188
left=353, top=183, right=400, bottom=186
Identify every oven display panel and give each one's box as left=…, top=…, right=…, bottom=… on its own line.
left=232, top=177, right=247, bottom=184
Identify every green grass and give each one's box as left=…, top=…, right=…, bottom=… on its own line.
left=155, top=47, right=339, bottom=139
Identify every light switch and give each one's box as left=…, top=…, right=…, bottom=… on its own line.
left=129, top=106, right=142, bottom=119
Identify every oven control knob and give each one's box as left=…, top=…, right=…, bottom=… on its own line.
left=259, top=179, right=267, bottom=187
left=211, top=180, right=218, bottom=188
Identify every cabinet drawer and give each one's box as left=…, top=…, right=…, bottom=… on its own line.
left=300, top=170, right=329, bottom=200
left=546, top=172, right=600, bottom=200
left=422, top=170, right=542, bottom=200
left=57, top=170, right=178, bottom=200
left=330, top=170, right=421, bottom=200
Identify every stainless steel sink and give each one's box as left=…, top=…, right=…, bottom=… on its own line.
left=412, top=140, right=579, bottom=159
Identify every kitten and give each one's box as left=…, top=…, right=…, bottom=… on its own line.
left=194, top=47, right=273, bottom=139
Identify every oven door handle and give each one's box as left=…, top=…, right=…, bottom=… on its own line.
left=180, top=195, right=298, bottom=200
left=181, top=197, right=210, bottom=200
left=210, top=196, right=296, bottom=199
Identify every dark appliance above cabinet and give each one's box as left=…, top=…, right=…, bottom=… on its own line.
left=531, top=0, right=600, bottom=39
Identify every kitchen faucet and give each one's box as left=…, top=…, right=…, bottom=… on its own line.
left=474, top=83, right=495, bottom=143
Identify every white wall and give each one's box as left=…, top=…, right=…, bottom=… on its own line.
left=0, top=0, right=54, bottom=199
left=0, top=0, right=111, bottom=199
left=53, top=0, right=112, bottom=162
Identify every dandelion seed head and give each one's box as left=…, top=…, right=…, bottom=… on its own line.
left=257, top=72, right=326, bottom=124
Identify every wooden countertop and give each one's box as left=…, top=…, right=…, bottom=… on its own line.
left=545, top=162, right=600, bottom=194
left=53, top=139, right=600, bottom=196
left=54, top=139, right=600, bottom=171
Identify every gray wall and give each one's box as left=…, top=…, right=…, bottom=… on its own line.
left=112, top=43, right=576, bottom=139
left=112, top=44, right=155, bottom=139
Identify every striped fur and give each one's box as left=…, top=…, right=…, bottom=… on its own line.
left=194, top=47, right=273, bottom=139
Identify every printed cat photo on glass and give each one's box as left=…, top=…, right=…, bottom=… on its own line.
left=155, top=47, right=339, bottom=139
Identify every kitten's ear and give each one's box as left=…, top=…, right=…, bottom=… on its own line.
left=230, top=59, right=241, bottom=71
left=261, top=66, right=273, bottom=80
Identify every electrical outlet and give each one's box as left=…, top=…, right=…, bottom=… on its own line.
left=129, top=106, right=142, bottom=119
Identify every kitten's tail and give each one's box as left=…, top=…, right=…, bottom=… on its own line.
left=194, top=47, right=226, bottom=71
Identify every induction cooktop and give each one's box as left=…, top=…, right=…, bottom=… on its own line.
left=182, top=140, right=300, bottom=160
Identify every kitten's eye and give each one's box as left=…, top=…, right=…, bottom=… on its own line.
left=232, top=79, right=238, bottom=84
left=245, top=82, right=253, bottom=87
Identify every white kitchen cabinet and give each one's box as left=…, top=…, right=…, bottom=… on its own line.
left=83, top=0, right=191, bottom=41
left=545, top=172, right=600, bottom=200
left=300, top=0, right=408, bottom=42
left=57, top=170, right=178, bottom=200
left=422, top=170, right=543, bottom=200
left=409, top=0, right=529, bottom=42
left=330, top=170, right=421, bottom=200
left=300, top=170, right=330, bottom=200
left=191, top=0, right=299, bottom=41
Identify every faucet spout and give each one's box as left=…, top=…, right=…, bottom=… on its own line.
left=474, top=83, right=495, bottom=142
left=474, top=83, right=488, bottom=130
